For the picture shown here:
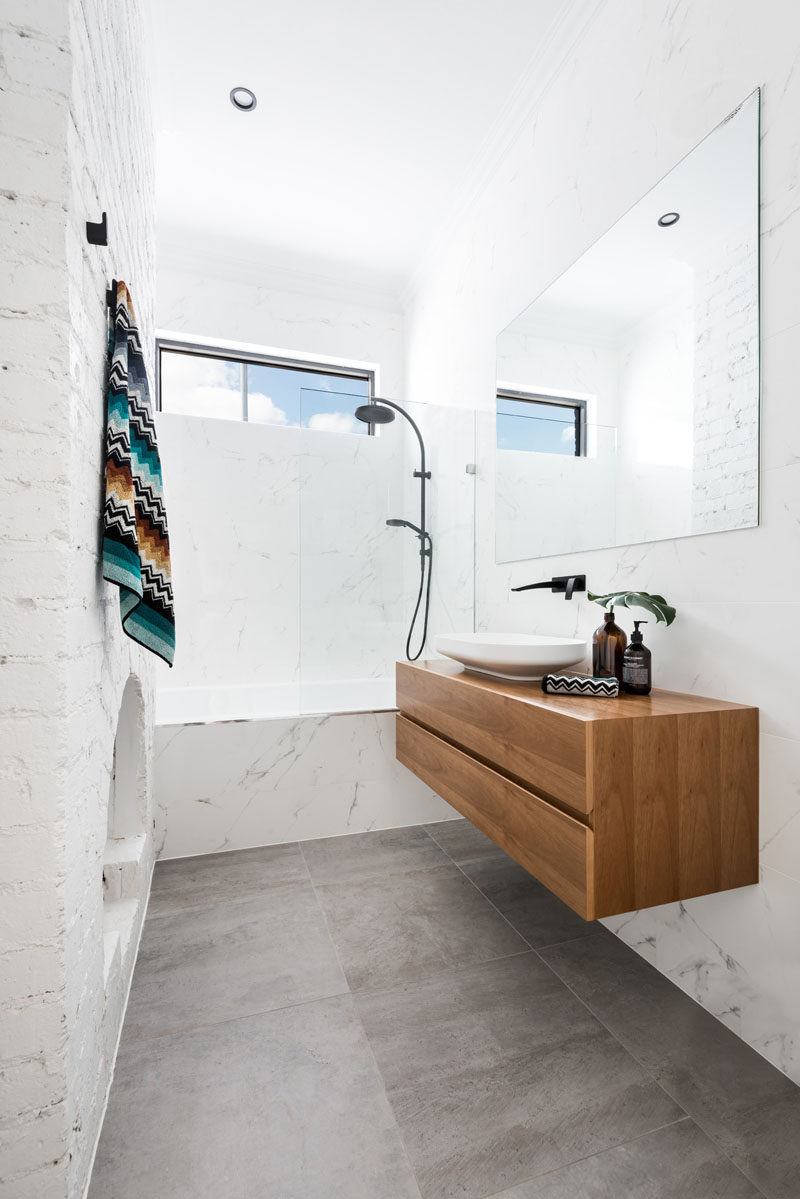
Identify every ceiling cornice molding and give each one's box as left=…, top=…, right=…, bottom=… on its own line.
left=158, top=235, right=405, bottom=314
left=401, top=0, right=604, bottom=309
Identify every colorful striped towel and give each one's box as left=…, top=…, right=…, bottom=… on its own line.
left=102, top=281, right=175, bottom=666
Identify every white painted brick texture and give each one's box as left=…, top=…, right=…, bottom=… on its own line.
left=1, top=0, right=156, bottom=1195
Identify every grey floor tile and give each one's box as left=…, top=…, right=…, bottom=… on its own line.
left=301, top=824, right=447, bottom=884
left=315, top=863, right=528, bottom=992
left=491, top=1119, right=762, bottom=1198
left=90, top=995, right=421, bottom=1199
left=123, top=885, right=347, bottom=1041
left=458, top=851, right=601, bottom=949
left=149, top=841, right=307, bottom=914
left=540, top=933, right=800, bottom=1199
left=356, top=954, right=683, bottom=1199
left=424, top=817, right=499, bottom=862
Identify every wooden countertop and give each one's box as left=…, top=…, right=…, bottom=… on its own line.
left=399, top=659, right=756, bottom=723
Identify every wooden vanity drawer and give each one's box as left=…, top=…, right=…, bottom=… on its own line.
left=397, top=660, right=758, bottom=920
left=396, top=714, right=593, bottom=919
left=396, top=661, right=589, bottom=815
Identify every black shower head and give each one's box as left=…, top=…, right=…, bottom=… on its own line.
left=386, top=518, right=424, bottom=536
left=354, top=402, right=395, bottom=426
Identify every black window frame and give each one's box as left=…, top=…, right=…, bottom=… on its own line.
left=155, top=337, right=376, bottom=429
left=496, top=387, right=587, bottom=457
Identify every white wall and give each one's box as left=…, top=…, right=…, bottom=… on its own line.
left=0, top=0, right=157, bottom=1194
left=158, top=256, right=405, bottom=398
left=405, top=0, right=800, bottom=1083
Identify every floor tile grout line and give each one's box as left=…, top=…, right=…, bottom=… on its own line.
left=530, top=945, right=772, bottom=1199
left=442, top=844, right=568, bottom=955
left=534, top=930, right=605, bottom=952
left=344, top=999, right=426, bottom=1199
left=420, top=829, right=706, bottom=1182
left=350, top=947, right=537, bottom=1003
left=423, top=823, right=771, bottom=1199
left=301, top=834, right=459, bottom=889
left=297, top=838, right=426, bottom=1199
left=119, top=986, right=354, bottom=1047
left=473, top=1115, right=710, bottom=1199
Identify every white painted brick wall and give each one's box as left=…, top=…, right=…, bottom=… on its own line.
left=1, top=0, right=156, bottom=1194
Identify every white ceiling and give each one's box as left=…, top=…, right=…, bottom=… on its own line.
left=150, top=0, right=571, bottom=296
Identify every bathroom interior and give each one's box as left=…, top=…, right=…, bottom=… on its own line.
left=3, top=1, right=800, bottom=1197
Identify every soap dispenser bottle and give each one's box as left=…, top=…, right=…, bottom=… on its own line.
left=592, top=608, right=627, bottom=683
left=622, top=620, right=652, bottom=695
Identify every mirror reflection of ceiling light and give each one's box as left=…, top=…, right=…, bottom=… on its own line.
left=230, top=87, right=257, bottom=112
left=657, top=211, right=680, bottom=227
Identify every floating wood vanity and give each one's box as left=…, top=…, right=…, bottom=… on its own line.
left=396, top=660, right=758, bottom=920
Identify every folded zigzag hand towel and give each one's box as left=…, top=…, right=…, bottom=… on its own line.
left=102, top=281, right=175, bottom=666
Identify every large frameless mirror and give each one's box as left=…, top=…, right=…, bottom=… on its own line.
left=495, top=90, right=760, bottom=563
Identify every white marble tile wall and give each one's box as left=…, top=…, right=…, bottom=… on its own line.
left=156, top=414, right=302, bottom=691
left=156, top=402, right=474, bottom=697
left=299, top=427, right=406, bottom=682
left=404, top=0, right=800, bottom=1083
left=154, top=711, right=455, bottom=859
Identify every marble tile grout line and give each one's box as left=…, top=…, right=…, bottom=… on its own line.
left=296, top=838, right=426, bottom=1199
left=419, top=823, right=769, bottom=1199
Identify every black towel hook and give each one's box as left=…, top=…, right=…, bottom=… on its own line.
left=86, top=212, right=108, bottom=246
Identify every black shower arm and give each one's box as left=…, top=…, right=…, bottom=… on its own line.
left=371, top=398, right=430, bottom=480
left=371, top=397, right=430, bottom=538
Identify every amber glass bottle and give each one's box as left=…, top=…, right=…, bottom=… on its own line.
left=592, top=608, right=628, bottom=683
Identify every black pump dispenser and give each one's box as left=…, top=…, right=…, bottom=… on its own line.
left=622, top=620, right=652, bottom=695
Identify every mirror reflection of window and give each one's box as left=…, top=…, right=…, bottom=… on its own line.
left=496, top=391, right=586, bottom=457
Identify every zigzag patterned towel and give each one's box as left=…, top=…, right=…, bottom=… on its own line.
left=541, top=673, right=619, bottom=698
left=102, top=282, right=175, bottom=666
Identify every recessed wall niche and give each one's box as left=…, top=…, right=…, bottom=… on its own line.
left=102, top=675, right=148, bottom=985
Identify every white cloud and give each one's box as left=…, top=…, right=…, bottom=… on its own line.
left=160, top=353, right=287, bottom=424
left=247, top=391, right=289, bottom=425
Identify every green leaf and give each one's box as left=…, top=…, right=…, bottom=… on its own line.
left=587, top=589, right=677, bottom=626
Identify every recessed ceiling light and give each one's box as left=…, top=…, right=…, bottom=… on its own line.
left=657, top=211, right=680, bottom=227
left=230, top=87, right=257, bottom=112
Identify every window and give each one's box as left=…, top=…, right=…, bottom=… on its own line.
left=157, top=341, right=373, bottom=434
left=496, top=389, right=587, bottom=456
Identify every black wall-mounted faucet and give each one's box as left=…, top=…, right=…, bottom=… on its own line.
left=511, top=574, right=587, bottom=601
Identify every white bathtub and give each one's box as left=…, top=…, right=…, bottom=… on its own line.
left=155, top=677, right=397, bottom=726
left=153, top=677, right=454, bottom=858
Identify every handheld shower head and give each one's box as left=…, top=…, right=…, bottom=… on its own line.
left=386, top=518, right=423, bottom=535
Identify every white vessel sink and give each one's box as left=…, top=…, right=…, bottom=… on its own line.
left=434, top=632, right=588, bottom=681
